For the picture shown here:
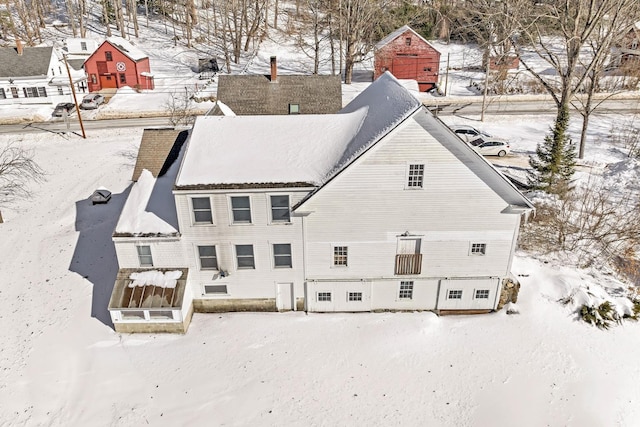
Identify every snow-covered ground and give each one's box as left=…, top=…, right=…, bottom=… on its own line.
left=1, top=9, right=640, bottom=426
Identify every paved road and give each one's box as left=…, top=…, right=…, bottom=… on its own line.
left=0, top=116, right=175, bottom=135
left=423, top=95, right=640, bottom=116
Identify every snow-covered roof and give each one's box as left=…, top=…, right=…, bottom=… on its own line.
left=375, top=25, right=439, bottom=52
left=106, top=37, right=148, bottom=61
left=176, top=72, right=421, bottom=189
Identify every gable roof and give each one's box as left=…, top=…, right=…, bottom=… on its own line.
left=375, top=25, right=439, bottom=52
left=0, top=46, right=53, bottom=78
left=93, top=37, right=147, bottom=63
left=132, top=129, right=189, bottom=181
left=216, top=74, right=342, bottom=115
left=175, top=72, right=420, bottom=189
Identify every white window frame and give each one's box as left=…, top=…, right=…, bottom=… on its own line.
left=289, top=103, right=300, bottom=114
left=448, top=289, right=463, bottom=300
left=197, top=245, right=218, bottom=270
left=191, top=196, right=213, bottom=225
left=229, top=195, right=252, bottom=224
left=317, top=292, right=332, bottom=302
left=272, top=243, right=292, bottom=269
left=475, top=289, right=490, bottom=299
left=405, top=163, right=425, bottom=189
left=399, top=281, right=414, bottom=300
left=333, top=245, right=348, bottom=267
left=0, top=88, right=6, bottom=99
left=136, top=245, right=153, bottom=267
left=203, top=284, right=228, bottom=295
left=235, top=244, right=255, bottom=269
left=269, top=194, right=291, bottom=223
left=348, top=292, right=362, bottom=302
left=470, top=242, right=487, bottom=256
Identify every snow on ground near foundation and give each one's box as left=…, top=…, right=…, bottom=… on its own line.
left=1, top=113, right=640, bottom=426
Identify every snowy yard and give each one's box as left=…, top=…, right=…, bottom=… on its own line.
left=0, top=111, right=639, bottom=425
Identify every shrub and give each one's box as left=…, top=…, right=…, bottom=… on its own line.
left=580, top=301, right=616, bottom=329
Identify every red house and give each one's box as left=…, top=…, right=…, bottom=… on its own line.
left=84, top=37, right=154, bottom=92
left=374, top=25, right=441, bottom=92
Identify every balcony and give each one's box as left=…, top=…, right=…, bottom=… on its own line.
left=395, top=254, right=422, bottom=275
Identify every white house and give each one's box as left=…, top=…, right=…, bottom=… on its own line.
left=0, top=41, right=86, bottom=106
left=109, top=72, right=534, bottom=333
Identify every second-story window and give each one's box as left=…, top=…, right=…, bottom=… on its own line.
left=231, top=196, right=251, bottom=224
left=192, top=197, right=212, bottom=224
left=270, top=195, right=290, bottom=223
left=137, top=245, right=153, bottom=267
left=105, top=51, right=113, bottom=61
left=198, top=245, right=218, bottom=270
left=236, top=245, right=255, bottom=269
left=81, top=41, right=87, bottom=51
left=333, top=246, right=348, bottom=267
left=407, top=164, right=424, bottom=188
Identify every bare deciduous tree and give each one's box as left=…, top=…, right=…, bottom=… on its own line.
left=0, top=143, right=45, bottom=207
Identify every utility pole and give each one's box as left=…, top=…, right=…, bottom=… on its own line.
left=63, top=54, right=86, bottom=139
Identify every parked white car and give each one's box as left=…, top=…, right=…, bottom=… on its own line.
left=470, top=138, right=511, bottom=157
left=450, top=124, right=492, bottom=142
left=81, top=93, right=105, bottom=110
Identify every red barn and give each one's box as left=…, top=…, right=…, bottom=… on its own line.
left=374, top=25, right=441, bottom=92
left=84, top=37, right=154, bottom=92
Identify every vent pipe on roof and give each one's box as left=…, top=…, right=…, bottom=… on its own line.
left=270, top=56, right=277, bottom=82
left=15, top=38, right=23, bottom=55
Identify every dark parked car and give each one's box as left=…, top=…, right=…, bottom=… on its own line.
left=91, top=188, right=112, bottom=205
left=81, top=94, right=105, bottom=110
left=52, top=102, right=75, bottom=117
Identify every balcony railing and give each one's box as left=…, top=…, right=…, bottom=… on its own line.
left=395, top=254, right=422, bottom=275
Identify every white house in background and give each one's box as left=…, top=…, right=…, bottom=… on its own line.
left=0, top=40, right=86, bottom=105
left=109, top=72, right=534, bottom=333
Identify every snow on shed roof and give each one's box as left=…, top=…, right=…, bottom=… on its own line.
left=106, top=37, right=148, bottom=61
left=175, top=72, right=421, bottom=189
left=375, top=25, right=439, bottom=52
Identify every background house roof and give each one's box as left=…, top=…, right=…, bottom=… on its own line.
left=216, top=74, right=342, bottom=115
left=132, top=129, right=189, bottom=181
left=0, top=46, right=53, bottom=78
left=375, top=25, right=439, bottom=52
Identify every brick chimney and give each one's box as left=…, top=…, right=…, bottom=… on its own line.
left=270, top=56, right=277, bottom=82
left=15, top=38, right=23, bottom=55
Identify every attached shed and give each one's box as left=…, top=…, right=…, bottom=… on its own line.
left=84, top=37, right=154, bottom=92
left=374, top=25, right=441, bottom=92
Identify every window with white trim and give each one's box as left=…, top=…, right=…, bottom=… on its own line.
left=289, top=103, right=300, bottom=114
left=318, top=292, right=332, bottom=302
left=407, top=164, right=424, bottom=188
left=0, top=88, right=6, bottom=99
left=470, top=243, right=487, bottom=255
left=399, top=281, right=413, bottom=299
left=448, top=289, right=463, bottom=299
left=333, top=246, right=348, bottom=266
left=273, top=243, right=292, bottom=268
left=231, top=196, right=251, bottom=224
left=192, top=197, right=212, bottom=224
left=198, top=245, right=218, bottom=270
left=270, top=195, right=290, bottom=222
left=23, top=87, right=47, bottom=98
left=136, top=245, right=153, bottom=267
left=235, top=244, right=255, bottom=269
left=475, top=289, right=490, bottom=299
left=204, top=284, right=228, bottom=294
left=348, top=292, right=362, bottom=302
left=81, top=41, right=87, bottom=51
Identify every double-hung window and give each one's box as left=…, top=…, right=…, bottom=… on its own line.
left=407, top=164, right=424, bottom=188
left=273, top=244, right=292, bottom=268
left=198, top=245, right=218, bottom=270
left=137, top=245, right=153, bottom=267
left=235, top=245, right=255, bottom=269
left=399, top=281, right=413, bottom=299
left=192, top=197, right=212, bottom=224
left=231, top=196, right=251, bottom=224
left=270, top=195, right=290, bottom=223
left=333, top=246, right=348, bottom=266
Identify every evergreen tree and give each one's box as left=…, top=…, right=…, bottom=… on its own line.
left=528, top=105, right=577, bottom=192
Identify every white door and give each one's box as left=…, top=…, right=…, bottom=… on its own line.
left=276, top=282, right=294, bottom=311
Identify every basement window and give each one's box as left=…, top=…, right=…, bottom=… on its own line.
left=289, top=103, right=300, bottom=114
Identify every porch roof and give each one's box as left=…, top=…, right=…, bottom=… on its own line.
left=108, top=268, right=188, bottom=311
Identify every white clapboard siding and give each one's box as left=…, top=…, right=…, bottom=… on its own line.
left=437, top=278, right=500, bottom=310
left=301, top=115, right=519, bottom=283
left=173, top=189, right=310, bottom=300
left=113, top=238, right=185, bottom=269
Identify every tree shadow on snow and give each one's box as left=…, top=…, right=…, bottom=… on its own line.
left=69, top=185, right=132, bottom=329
